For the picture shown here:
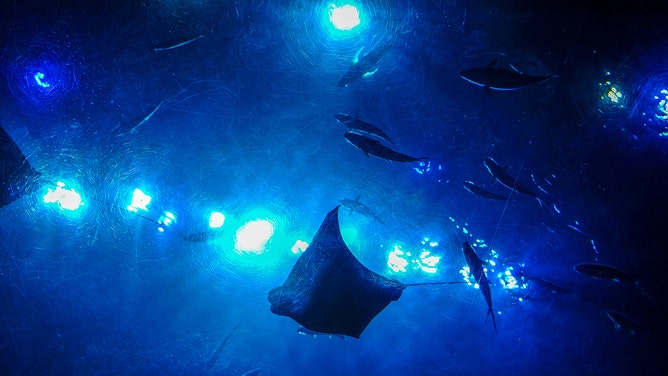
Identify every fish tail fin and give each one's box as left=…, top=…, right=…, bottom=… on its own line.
left=486, top=307, right=497, bottom=332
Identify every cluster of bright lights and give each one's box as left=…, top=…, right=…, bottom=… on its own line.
left=43, top=181, right=83, bottom=211
left=234, top=219, right=275, bottom=254
left=386, top=238, right=442, bottom=274
left=498, top=266, right=526, bottom=290
left=598, top=73, right=626, bottom=111
left=157, top=211, right=176, bottom=232
left=654, top=89, right=668, bottom=121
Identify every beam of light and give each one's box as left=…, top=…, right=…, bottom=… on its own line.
left=127, top=188, right=152, bottom=213
left=328, top=4, right=361, bottom=31
left=209, top=211, right=225, bottom=228
left=234, top=219, right=275, bottom=254
left=42, top=181, right=83, bottom=211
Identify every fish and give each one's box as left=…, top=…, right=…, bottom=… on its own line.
left=334, top=114, right=394, bottom=144
left=113, top=101, right=164, bottom=135
left=297, top=326, right=346, bottom=341
left=183, top=230, right=222, bottom=243
left=460, top=59, right=556, bottom=95
left=462, top=180, right=509, bottom=201
left=607, top=310, right=645, bottom=336
left=154, top=34, right=204, bottom=52
left=462, top=242, right=497, bottom=331
left=339, top=195, right=384, bottom=224
left=338, top=44, right=392, bottom=87
left=484, top=157, right=543, bottom=205
left=344, top=131, right=427, bottom=163
left=574, top=263, right=636, bottom=284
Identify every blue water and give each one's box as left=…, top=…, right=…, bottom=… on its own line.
left=1, top=1, right=667, bottom=375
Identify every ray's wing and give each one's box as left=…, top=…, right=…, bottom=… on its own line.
left=268, top=206, right=405, bottom=338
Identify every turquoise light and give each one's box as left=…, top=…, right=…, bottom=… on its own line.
left=34, top=71, right=51, bottom=88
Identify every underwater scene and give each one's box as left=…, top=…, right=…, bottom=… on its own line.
left=1, top=0, right=667, bottom=375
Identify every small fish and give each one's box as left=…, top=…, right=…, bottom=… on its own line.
left=463, top=180, right=509, bottom=201
left=484, top=157, right=543, bottom=206
left=462, top=242, right=497, bottom=331
left=607, top=310, right=644, bottom=336
left=574, top=263, right=636, bottom=284
left=298, top=326, right=346, bottom=340
left=335, top=114, right=394, bottom=144
left=113, top=101, right=164, bottom=135
left=338, top=44, right=392, bottom=87
left=339, top=195, right=384, bottom=224
left=344, top=131, right=427, bottom=163
left=526, top=275, right=569, bottom=295
left=460, top=59, right=556, bottom=96
left=154, top=34, right=203, bottom=52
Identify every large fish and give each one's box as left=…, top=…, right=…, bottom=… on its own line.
left=335, top=114, right=394, bottom=144
left=462, top=242, right=497, bottom=331
left=463, top=180, right=509, bottom=201
left=460, top=59, right=556, bottom=95
left=113, top=101, right=164, bottom=135
left=484, top=157, right=543, bottom=205
left=338, top=44, right=392, bottom=87
left=606, top=310, right=646, bottom=336
left=344, top=131, right=427, bottom=163
left=574, top=263, right=636, bottom=284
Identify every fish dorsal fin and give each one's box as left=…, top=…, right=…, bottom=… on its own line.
left=354, top=194, right=361, bottom=202
left=486, top=59, right=497, bottom=68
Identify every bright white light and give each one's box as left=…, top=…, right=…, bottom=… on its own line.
left=209, top=212, right=225, bottom=228
left=43, top=181, right=83, bottom=211
left=329, top=4, right=360, bottom=31
left=234, top=219, right=275, bottom=254
left=291, top=240, right=309, bottom=254
left=127, top=188, right=151, bottom=213
left=387, top=245, right=408, bottom=273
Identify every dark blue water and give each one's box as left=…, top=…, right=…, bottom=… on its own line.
left=2, top=1, right=667, bottom=375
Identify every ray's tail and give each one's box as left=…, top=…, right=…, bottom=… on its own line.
left=486, top=307, right=497, bottom=332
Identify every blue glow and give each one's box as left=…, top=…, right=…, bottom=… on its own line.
left=33, top=71, right=51, bottom=88
left=157, top=211, right=177, bottom=232
left=209, top=211, right=226, bottom=228
left=234, top=219, right=275, bottom=254
left=43, top=181, right=83, bottom=211
left=127, top=188, right=152, bottom=213
left=329, top=4, right=360, bottom=31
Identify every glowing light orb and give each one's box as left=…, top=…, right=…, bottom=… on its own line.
left=291, top=240, right=309, bottom=254
left=209, top=211, right=226, bottom=228
left=34, top=71, right=51, bottom=88
left=43, top=181, right=83, bottom=211
left=234, top=219, right=275, bottom=254
left=127, top=188, right=152, bottom=213
left=329, top=4, right=361, bottom=30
